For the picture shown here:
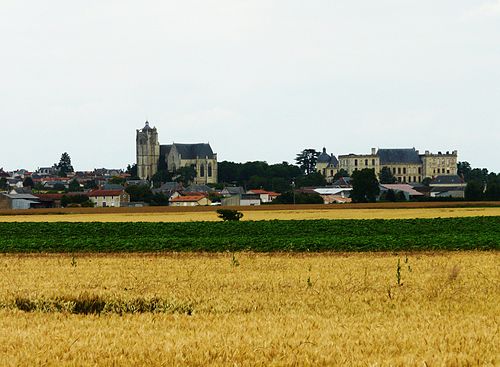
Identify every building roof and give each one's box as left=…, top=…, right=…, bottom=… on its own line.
left=317, top=148, right=339, bottom=167
left=141, top=121, right=154, bottom=132
left=314, top=188, right=352, bottom=195
left=167, top=143, right=215, bottom=159
left=88, top=190, right=125, bottom=197
left=380, top=184, right=424, bottom=196
left=317, top=148, right=331, bottom=163
left=103, top=184, right=125, bottom=190
left=247, top=189, right=280, bottom=196
left=222, top=186, right=245, bottom=195
left=3, top=193, right=39, bottom=200
left=170, top=195, right=206, bottom=202
left=377, top=148, right=422, bottom=164
left=430, top=175, right=465, bottom=186
left=185, top=184, right=213, bottom=193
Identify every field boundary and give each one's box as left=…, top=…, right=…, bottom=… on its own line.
left=1, top=201, right=499, bottom=216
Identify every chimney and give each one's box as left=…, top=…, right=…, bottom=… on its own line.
left=425, top=150, right=430, bottom=155
left=452, top=150, right=457, bottom=155
left=371, top=148, right=376, bottom=155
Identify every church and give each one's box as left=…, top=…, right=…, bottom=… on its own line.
left=136, top=121, right=218, bottom=184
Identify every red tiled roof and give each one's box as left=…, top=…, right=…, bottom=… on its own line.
left=34, top=194, right=64, bottom=200
left=249, top=189, right=280, bottom=196
left=88, top=190, right=125, bottom=197
left=170, top=195, right=206, bottom=202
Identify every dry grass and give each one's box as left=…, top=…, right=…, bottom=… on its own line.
left=0, top=252, right=498, bottom=366
left=0, top=206, right=499, bottom=222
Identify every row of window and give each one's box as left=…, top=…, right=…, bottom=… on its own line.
left=199, top=164, right=213, bottom=178
left=433, top=168, right=451, bottom=174
left=391, top=167, right=422, bottom=175
left=353, top=159, right=377, bottom=166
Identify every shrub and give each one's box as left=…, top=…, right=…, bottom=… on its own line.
left=217, top=209, right=244, bottom=221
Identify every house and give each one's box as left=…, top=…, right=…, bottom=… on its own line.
left=429, top=175, right=466, bottom=198
left=315, top=148, right=340, bottom=183
left=0, top=193, right=40, bottom=210
left=88, top=189, right=130, bottom=207
left=313, top=187, right=352, bottom=204
left=379, top=184, right=424, bottom=200
left=221, top=193, right=261, bottom=206
left=247, top=189, right=281, bottom=203
left=221, top=186, right=245, bottom=197
left=169, top=195, right=211, bottom=207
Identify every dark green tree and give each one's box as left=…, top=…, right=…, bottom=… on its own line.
left=56, top=152, right=74, bottom=177
left=484, top=174, right=500, bottom=200
left=332, top=169, right=349, bottom=181
left=126, top=164, right=139, bottom=179
left=84, top=179, right=98, bottom=190
left=175, top=166, right=196, bottom=185
left=23, top=177, right=34, bottom=188
left=272, top=191, right=324, bottom=204
left=125, top=184, right=153, bottom=202
left=457, top=161, right=471, bottom=179
left=295, top=172, right=327, bottom=188
left=465, top=180, right=484, bottom=201
left=351, top=169, right=380, bottom=203
left=379, top=166, right=397, bottom=184
left=61, top=194, right=93, bottom=207
left=295, top=149, right=319, bottom=175
left=68, top=179, right=82, bottom=192
left=0, top=177, right=9, bottom=191
left=53, top=183, right=66, bottom=191
left=108, top=176, right=126, bottom=185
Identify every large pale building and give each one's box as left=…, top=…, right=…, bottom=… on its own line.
left=318, top=147, right=458, bottom=184
left=136, top=122, right=218, bottom=184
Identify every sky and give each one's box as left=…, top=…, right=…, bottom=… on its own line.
left=1, top=0, right=499, bottom=172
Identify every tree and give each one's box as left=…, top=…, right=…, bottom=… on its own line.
left=457, top=161, right=471, bottom=179
left=333, top=169, right=349, bottom=181
left=175, top=166, right=196, bottom=185
left=351, top=169, right=380, bottom=203
left=68, top=179, right=82, bottom=192
left=272, top=191, right=324, bottom=204
left=151, top=170, right=172, bottom=188
left=465, top=180, right=484, bottom=201
left=125, top=184, right=153, bottom=202
left=61, top=194, right=93, bottom=207
left=23, top=177, right=34, bottom=188
left=216, top=209, right=244, bottom=221
left=484, top=174, right=500, bottom=200
left=56, top=152, right=74, bottom=177
left=379, top=166, right=396, bottom=184
left=108, top=176, right=126, bottom=185
left=295, top=149, right=319, bottom=175
left=126, top=164, right=139, bottom=179
left=295, top=172, right=327, bottom=188
left=0, top=177, right=9, bottom=191
left=53, top=183, right=66, bottom=191
left=84, top=179, right=98, bottom=190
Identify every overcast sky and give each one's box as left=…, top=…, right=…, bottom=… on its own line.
left=1, top=0, right=499, bottom=172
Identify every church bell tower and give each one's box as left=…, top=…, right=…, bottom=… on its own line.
left=136, top=121, right=160, bottom=180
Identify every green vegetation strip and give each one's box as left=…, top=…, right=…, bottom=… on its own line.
left=0, top=217, right=499, bottom=252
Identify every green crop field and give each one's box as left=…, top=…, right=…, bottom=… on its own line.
left=1, top=216, right=499, bottom=252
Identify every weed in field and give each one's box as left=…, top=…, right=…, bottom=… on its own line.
left=70, top=255, right=77, bottom=267
left=396, top=258, right=402, bottom=286
left=231, top=253, right=240, bottom=267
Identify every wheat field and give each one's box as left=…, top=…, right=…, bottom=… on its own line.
left=0, top=252, right=498, bottom=366
left=0, top=206, right=499, bottom=222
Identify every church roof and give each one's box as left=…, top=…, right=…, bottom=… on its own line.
left=170, top=143, right=214, bottom=159
left=317, top=148, right=331, bottom=163
left=141, top=121, right=154, bottom=132
left=377, top=148, right=422, bottom=164
left=317, top=148, right=339, bottom=167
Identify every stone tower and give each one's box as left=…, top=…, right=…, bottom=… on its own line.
left=136, top=121, right=160, bottom=180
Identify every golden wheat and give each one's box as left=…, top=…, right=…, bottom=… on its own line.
left=0, top=252, right=498, bottom=366
left=0, top=206, right=499, bottom=222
